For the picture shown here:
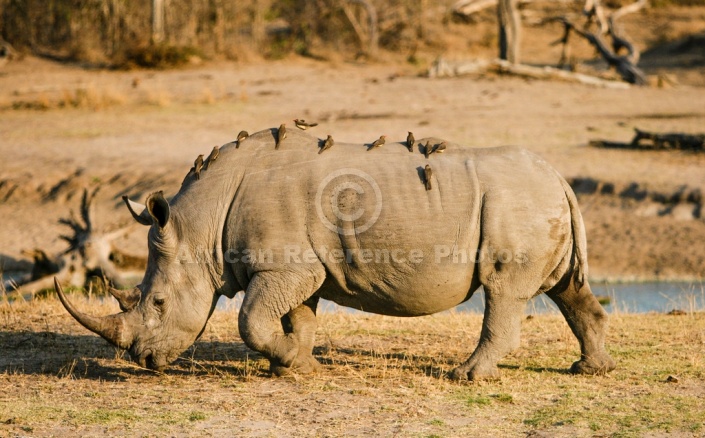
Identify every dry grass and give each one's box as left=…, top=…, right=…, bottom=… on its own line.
left=6, top=88, right=125, bottom=112
left=3, top=0, right=704, bottom=67
left=1, top=294, right=703, bottom=437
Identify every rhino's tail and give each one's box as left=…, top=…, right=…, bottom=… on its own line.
left=558, top=174, right=588, bottom=289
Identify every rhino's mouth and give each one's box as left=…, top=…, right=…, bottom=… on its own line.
left=133, top=349, right=166, bottom=372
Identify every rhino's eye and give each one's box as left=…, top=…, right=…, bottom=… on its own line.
left=154, top=297, right=165, bottom=307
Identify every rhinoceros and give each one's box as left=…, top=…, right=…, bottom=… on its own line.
left=55, top=127, right=616, bottom=380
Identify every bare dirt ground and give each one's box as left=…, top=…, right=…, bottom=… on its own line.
left=2, top=47, right=705, bottom=280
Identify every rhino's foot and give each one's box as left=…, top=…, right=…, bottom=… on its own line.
left=270, top=354, right=321, bottom=377
left=449, top=362, right=501, bottom=381
left=570, top=353, right=616, bottom=376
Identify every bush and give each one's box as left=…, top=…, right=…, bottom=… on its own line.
left=120, top=44, right=202, bottom=69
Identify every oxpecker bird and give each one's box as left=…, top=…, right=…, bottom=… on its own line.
left=194, top=154, right=204, bottom=180
left=319, top=135, right=334, bottom=154
left=294, top=119, right=318, bottom=130
left=236, top=130, right=248, bottom=148
left=369, top=135, right=386, bottom=150
left=182, top=168, right=195, bottom=185
left=424, top=141, right=432, bottom=158
left=424, top=165, right=433, bottom=191
left=276, top=124, right=287, bottom=149
left=407, top=132, right=415, bottom=152
left=425, top=141, right=446, bottom=158
left=206, top=146, right=220, bottom=166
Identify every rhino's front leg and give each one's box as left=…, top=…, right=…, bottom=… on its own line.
left=238, top=270, right=324, bottom=376
left=273, top=296, right=321, bottom=376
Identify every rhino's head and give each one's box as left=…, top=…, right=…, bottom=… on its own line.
left=55, top=192, right=218, bottom=371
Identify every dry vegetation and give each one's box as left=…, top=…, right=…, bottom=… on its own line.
left=2, top=0, right=705, bottom=74
left=1, top=294, right=703, bottom=437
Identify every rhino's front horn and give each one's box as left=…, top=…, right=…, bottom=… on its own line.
left=54, top=278, right=135, bottom=349
left=108, top=286, right=141, bottom=312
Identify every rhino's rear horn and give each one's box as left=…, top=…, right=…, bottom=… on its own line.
left=108, top=286, right=141, bottom=312
left=54, top=278, right=135, bottom=349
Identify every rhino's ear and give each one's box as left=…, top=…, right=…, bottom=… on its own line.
left=146, top=191, right=170, bottom=229
left=122, top=196, right=153, bottom=226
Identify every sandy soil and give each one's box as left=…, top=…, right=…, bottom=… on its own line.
left=1, top=51, right=705, bottom=281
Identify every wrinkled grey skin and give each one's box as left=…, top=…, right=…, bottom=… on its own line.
left=57, top=127, right=616, bottom=380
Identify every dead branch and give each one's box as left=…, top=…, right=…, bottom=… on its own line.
left=452, top=0, right=501, bottom=17
left=341, top=0, right=378, bottom=57
left=583, top=0, right=608, bottom=35
left=547, top=17, right=574, bottom=69
left=583, top=28, right=646, bottom=84
left=452, top=0, right=548, bottom=18
left=22, top=249, right=61, bottom=280
left=58, top=186, right=99, bottom=253
left=498, top=0, right=522, bottom=63
left=4, top=187, right=146, bottom=296
left=607, top=0, right=647, bottom=64
left=590, top=128, right=705, bottom=151
left=610, top=0, right=648, bottom=22
left=607, top=16, right=639, bottom=64
left=546, top=0, right=648, bottom=83
left=549, top=16, right=646, bottom=85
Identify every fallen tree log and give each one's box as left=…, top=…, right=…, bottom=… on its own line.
left=428, top=57, right=631, bottom=88
left=493, top=59, right=631, bottom=88
left=589, top=128, right=705, bottom=151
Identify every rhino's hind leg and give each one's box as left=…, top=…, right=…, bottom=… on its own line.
left=272, top=297, right=321, bottom=376
left=238, top=270, right=325, bottom=376
left=547, top=278, right=616, bottom=375
left=449, top=286, right=527, bottom=381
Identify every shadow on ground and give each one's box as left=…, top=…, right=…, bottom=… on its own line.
left=1, top=330, right=574, bottom=380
